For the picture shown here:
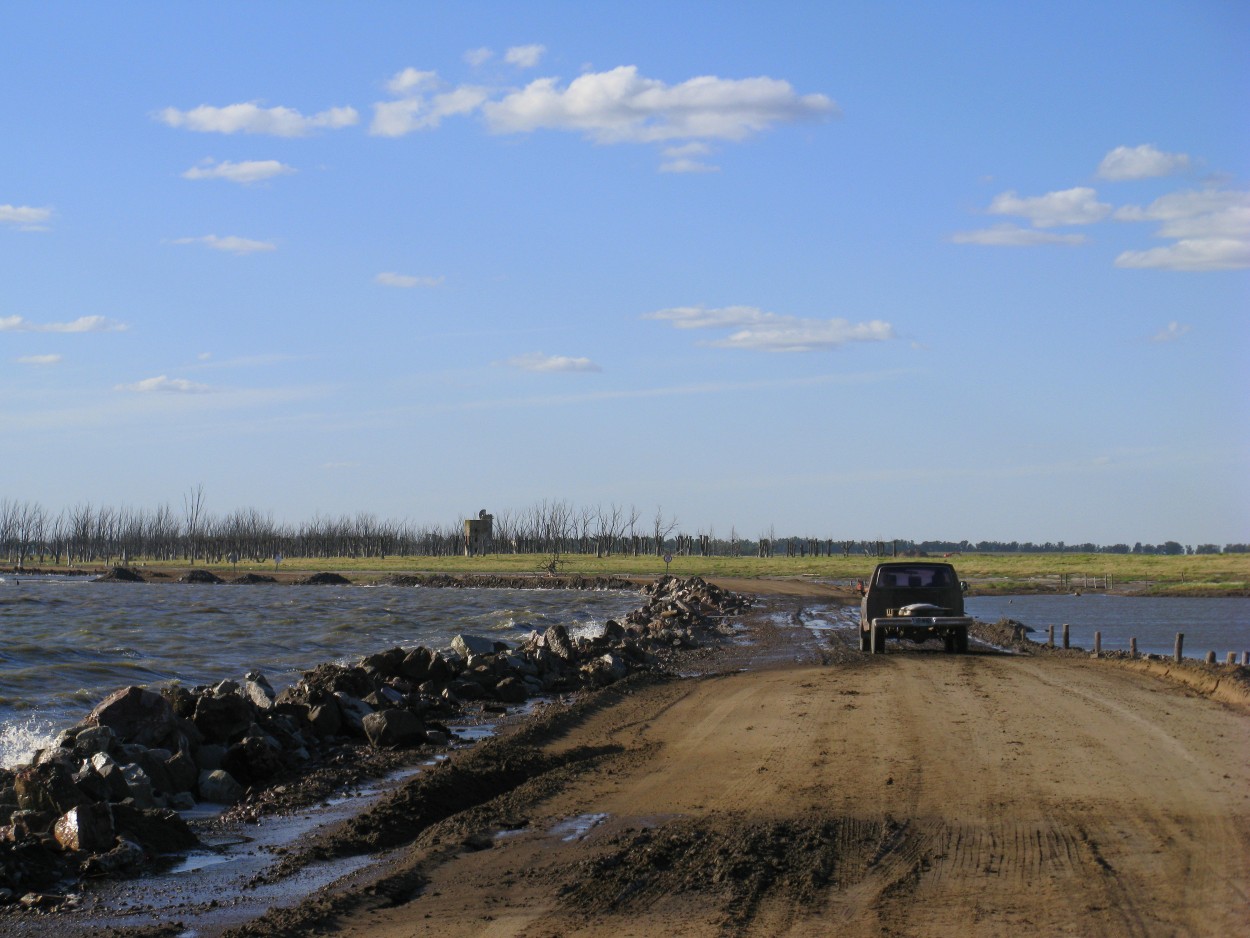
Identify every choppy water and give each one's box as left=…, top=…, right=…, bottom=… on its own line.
left=966, top=594, right=1250, bottom=659
left=0, top=575, right=639, bottom=767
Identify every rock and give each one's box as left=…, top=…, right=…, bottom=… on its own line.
left=179, top=569, right=223, bottom=584
left=95, top=566, right=144, bottom=583
left=424, top=729, right=449, bottom=746
left=362, top=709, right=426, bottom=748
left=194, top=743, right=226, bottom=772
left=360, top=648, right=406, bottom=678
left=88, top=752, right=133, bottom=801
left=120, top=764, right=156, bottom=808
left=86, top=687, right=177, bottom=748
left=193, top=692, right=252, bottom=744
left=333, top=693, right=374, bottom=737
left=447, top=679, right=486, bottom=701
left=197, top=769, right=244, bottom=805
left=164, top=750, right=199, bottom=793
left=541, top=624, right=576, bottom=662
left=240, top=679, right=275, bottom=712
left=452, top=634, right=504, bottom=659
left=306, top=703, right=341, bottom=738
left=71, top=725, right=115, bottom=757
left=494, top=677, right=528, bottom=703
left=82, top=836, right=145, bottom=876
left=400, top=647, right=433, bottom=682
left=111, top=804, right=197, bottom=852
left=53, top=803, right=115, bottom=853
left=13, top=764, right=87, bottom=815
left=300, top=572, right=351, bottom=585
left=220, top=738, right=284, bottom=787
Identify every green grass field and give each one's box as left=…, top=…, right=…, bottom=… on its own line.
left=125, top=551, right=1250, bottom=595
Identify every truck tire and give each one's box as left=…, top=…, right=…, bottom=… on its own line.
left=955, top=629, right=969, bottom=654
left=859, top=628, right=871, bottom=653
left=870, top=622, right=886, bottom=654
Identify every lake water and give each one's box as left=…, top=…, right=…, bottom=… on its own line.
left=966, top=594, right=1250, bottom=659
left=0, top=575, right=639, bottom=767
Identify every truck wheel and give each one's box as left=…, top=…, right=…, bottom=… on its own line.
left=942, top=633, right=955, bottom=653
left=870, top=622, right=886, bottom=654
left=955, top=629, right=969, bottom=654
left=859, top=628, right=871, bottom=653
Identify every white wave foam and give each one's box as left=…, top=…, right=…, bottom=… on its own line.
left=0, top=714, right=59, bottom=769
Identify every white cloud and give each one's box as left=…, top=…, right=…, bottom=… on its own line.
left=1115, top=238, right=1250, bottom=271
left=16, top=354, right=62, bottom=365
left=0, top=314, right=127, bottom=333
left=182, top=158, right=296, bottom=184
left=660, top=142, right=719, bottom=173
left=1, top=204, right=54, bottom=230
left=1114, top=189, right=1250, bottom=270
left=507, top=352, right=602, bottom=373
left=949, top=224, right=1086, bottom=247
left=987, top=187, right=1111, bottom=228
left=386, top=67, right=440, bottom=96
left=1115, top=189, right=1250, bottom=238
left=645, top=305, right=894, bottom=353
left=375, top=271, right=445, bottom=288
left=370, top=70, right=489, bottom=136
left=173, top=234, right=276, bottom=254
left=504, top=44, right=547, bottom=68
left=156, top=102, right=359, bottom=136
left=1098, top=144, right=1191, bottom=181
left=1151, top=321, right=1191, bottom=342
left=115, top=375, right=213, bottom=393
left=482, top=66, right=837, bottom=144
left=464, top=47, right=494, bottom=67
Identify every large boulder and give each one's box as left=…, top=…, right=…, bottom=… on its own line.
left=362, top=709, right=425, bottom=748
left=197, top=769, right=244, bottom=805
left=86, top=687, right=177, bottom=748
left=53, top=803, right=115, bottom=853
left=193, top=692, right=252, bottom=744
left=452, top=634, right=504, bottom=659
left=220, top=738, right=284, bottom=787
left=12, top=764, right=88, bottom=815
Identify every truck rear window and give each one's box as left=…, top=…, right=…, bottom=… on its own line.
left=876, top=567, right=951, bottom=588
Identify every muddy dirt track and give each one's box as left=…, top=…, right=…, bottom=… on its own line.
left=207, top=602, right=1250, bottom=938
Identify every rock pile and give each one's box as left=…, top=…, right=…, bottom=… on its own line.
left=0, top=576, right=749, bottom=903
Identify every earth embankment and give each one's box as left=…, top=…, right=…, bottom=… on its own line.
left=237, top=615, right=1249, bottom=938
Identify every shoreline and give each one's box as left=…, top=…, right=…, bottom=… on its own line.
left=0, top=587, right=1246, bottom=935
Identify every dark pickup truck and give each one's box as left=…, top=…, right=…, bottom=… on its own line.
left=858, top=561, right=972, bottom=654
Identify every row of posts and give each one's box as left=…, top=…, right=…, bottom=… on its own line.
left=1045, top=624, right=1249, bottom=665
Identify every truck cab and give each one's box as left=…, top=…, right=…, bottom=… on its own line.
left=858, top=561, right=972, bottom=654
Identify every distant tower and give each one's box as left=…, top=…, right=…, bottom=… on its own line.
left=463, top=509, right=494, bottom=556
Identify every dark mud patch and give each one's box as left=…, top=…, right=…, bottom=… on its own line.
left=561, top=813, right=888, bottom=927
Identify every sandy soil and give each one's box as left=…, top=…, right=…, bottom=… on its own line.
left=192, top=597, right=1250, bottom=938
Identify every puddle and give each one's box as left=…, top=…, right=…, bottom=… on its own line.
left=549, top=812, right=609, bottom=842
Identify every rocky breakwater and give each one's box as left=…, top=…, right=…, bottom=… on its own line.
left=0, top=576, right=749, bottom=909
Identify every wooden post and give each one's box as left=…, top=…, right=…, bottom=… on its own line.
left=1130, top=637, right=1137, bottom=658
left=1227, top=652, right=1237, bottom=666
left=1243, top=651, right=1249, bottom=667
left=1093, top=631, right=1101, bottom=657
left=1062, top=623, right=1070, bottom=649
left=1205, top=651, right=1216, bottom=665
left=1047, top=624, right=1054, bottom=648
left=1174, top=632, right=1184, bottom=663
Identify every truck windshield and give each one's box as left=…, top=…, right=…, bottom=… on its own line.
left=876, top=567, right=951, bottom=588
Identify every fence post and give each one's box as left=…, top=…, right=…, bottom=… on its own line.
left=1227, top=652, right=1237, bottom=666
left=1129, top=637, right=1137, bottom=658
left=1062, top=623, right=1070, bottom=649
left=1205, top=651, right=1216, bottom=665
left=1047, top=624, right=1054, bottom=648
left=1093, top=631, right=1101, bottom=657
left=1243, top=651, right=1249, bottom=667
left=1174, top=633, right=1184, bottom=663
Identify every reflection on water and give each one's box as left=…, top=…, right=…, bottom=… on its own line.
left=967, top=594, right=1249, bottom=659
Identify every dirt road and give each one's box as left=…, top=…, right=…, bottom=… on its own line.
left=272, top=630, right=1248, bottom=938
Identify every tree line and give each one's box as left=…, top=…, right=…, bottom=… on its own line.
left=0, top=494, right=1244, bottom=569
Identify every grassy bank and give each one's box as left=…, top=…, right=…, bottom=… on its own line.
left=30, top=552, right=1249, bottom=595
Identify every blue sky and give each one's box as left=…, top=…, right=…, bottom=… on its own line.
left=2, top=1, right=1247, bottom=545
